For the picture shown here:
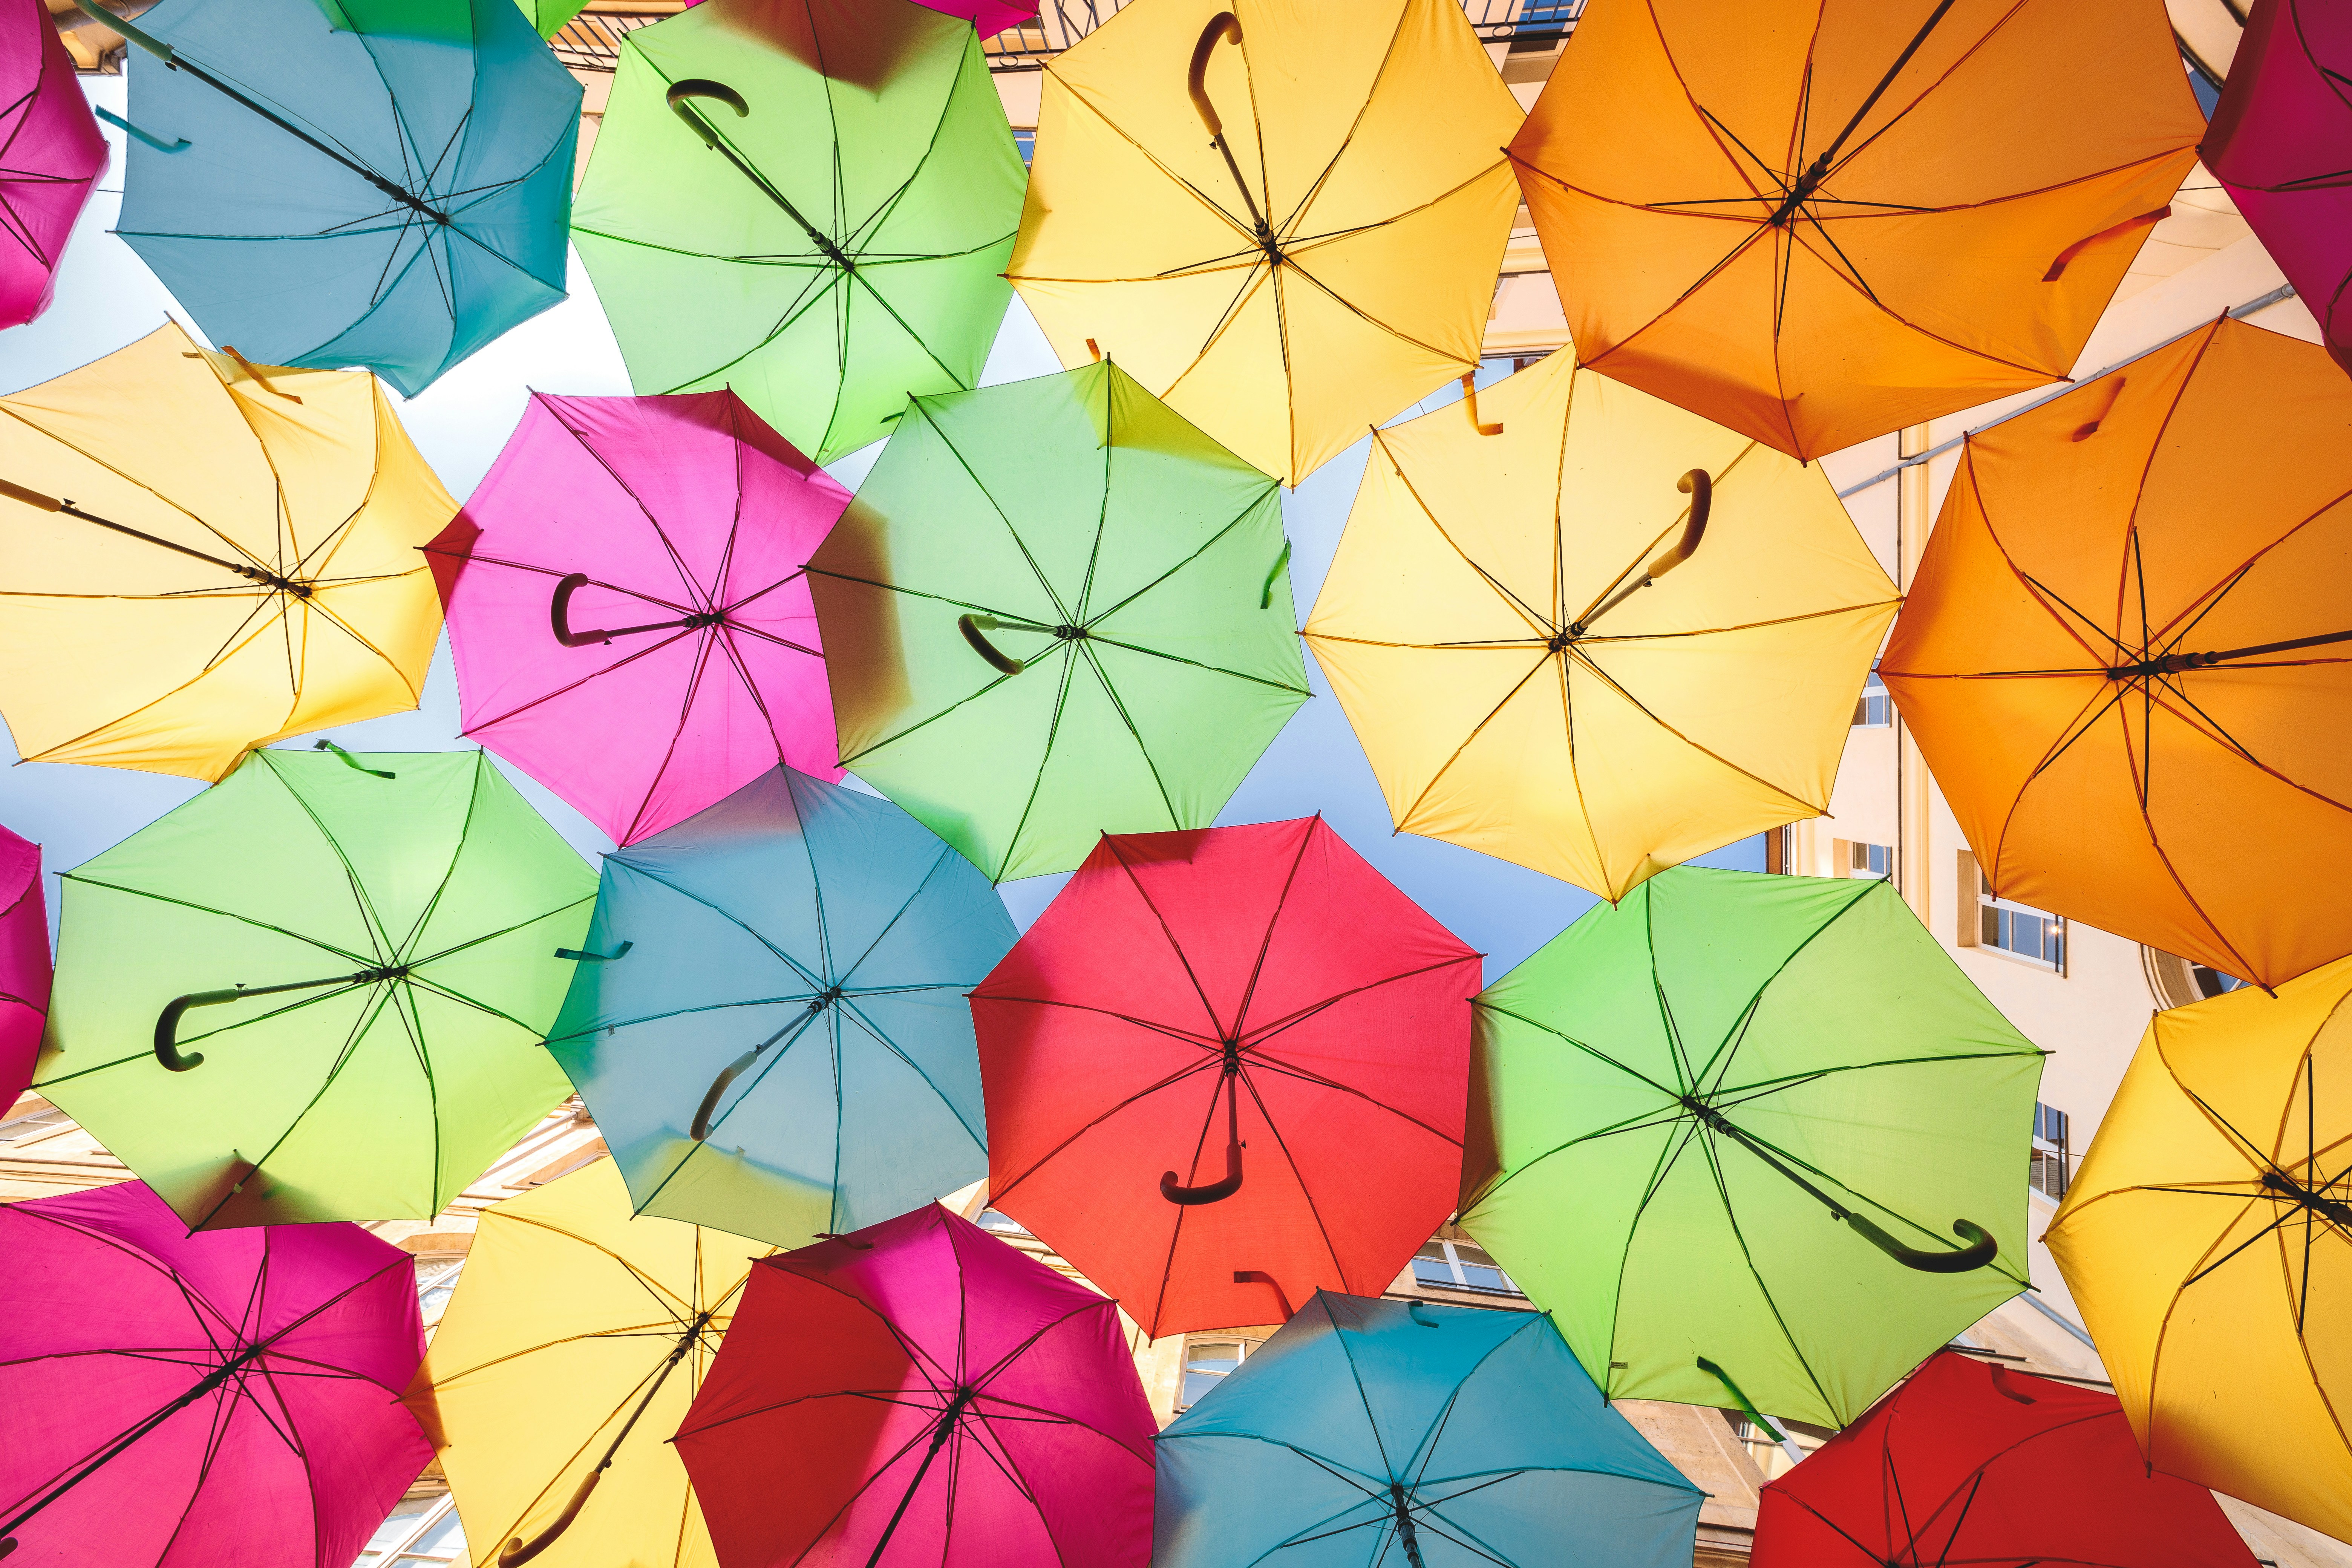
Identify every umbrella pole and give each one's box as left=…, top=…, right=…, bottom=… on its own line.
left=666, top=81, right=861, bottom=275
left=550, top=571, right=715, bottom=647
left=1187, top=14, right=1271, bottom=239
left=1161, top=1056, right=1245, bottom=1204
left=862, top=1387, right=977, bottom=1568
left=1388, top=1482, right=1430, bottom=1568
left=0, top=479, right=306, bottom=595
left=1764, top=0, right=1959, bottom=227
left=691, top=1001, right=833, bottom=1142
left=1567, top=470, right=1712, bottom=636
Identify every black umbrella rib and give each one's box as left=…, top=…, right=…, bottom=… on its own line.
left=672, top=102, right=854, bottom=274
left=157, top=55, right=450, bottom=223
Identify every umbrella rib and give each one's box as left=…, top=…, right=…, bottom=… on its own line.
left=1367, top=427, right=1553, bottom=636
left=2111, top=697, right=2272, bottom=986
left=2115, top=323, right=2228, bottom=646
left=1233, top=1056, right=1463, bottom=1150
left=392, top=753, right=491, bottom=961
left=1080, top=490, right=1280, bottom=629
left=1102, top=836, right=1231, bottom=1039
left=1073, top=631, right=1309, bottom=695
left=1388, top=652, right=1559, bottom=831
left=1690, top=886, right=1892, bottom=1094
left=1241, top=1069, right=1353, bottom=1284
left=456, top=622, right=706, bottom=737
left=1229, top=816, right=1320, bottom=1038
left=49, top=873, right=373, bottom=968
left=993, top=648, right=1084, bottom=883
left=602, top=862, right=827, bottom=992
left=1689, top=1124, right=1843, bottom=1420
left=1145, top=1066, right=1235, bottom=1333
left=616, top=631, right=727, bottom=847
left=983, top=1058, right=1224, bottom=1207
left=2144, top=484, right=2352, bottom=651
left=1563, top=644, right=1821, bottom=811
left=832, top=994, right=988, bottom=1150
left=1316, top=1292, right=1401, bottom=1481
left=909, top=398, right=1073, bottom=623
left=1239, top=955, right=1482, bottom=1059
left=256, top=752, right=397, bottom=959
left=540, top=398, right=714, bottom=609
left=832, top=844, right=959, bottom=988
left=954, top=994, right=1217, bottom=1052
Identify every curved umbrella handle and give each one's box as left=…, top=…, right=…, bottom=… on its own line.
left=1187, top=12, right=1242, bottom=138
left=691, top=1048, right=761, bottom=1142
left=499, top=1468, right=601, bottom=1568
left=1844, top=1214, right=1998, bottom=1273
left=94, top=105, right=187, bottom=153
left=1459, top=373, right=1502, bottom=436
left=2043, top=207, right=2169, bottom=282
left=667, top=78, right=748, bottom=149
left=1160, top=1137, right=1242, bottom=1204
left=958, top=614, right=1026, bottom=675
left=1407, top=1301, right=1440, bottom=1327
left=1259, top=540, right=1291, bottom=609
left=1647, top=469, right=1711, bottom=579
left=550, top=573, right=606, bottom=647
left=1233, top=1269, right=1293, bottom=1320
left=154, top=990, right=248, bottom=1071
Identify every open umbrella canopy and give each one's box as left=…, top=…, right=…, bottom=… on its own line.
left=1756, top=1350, right=2257, bottom=1568
left=1459, top=868, right=2041, bottom=1431
left=1880, top=314, right=2352, bottom=989
left=1157, top=1291, right=1703, bottom=1568
left=972, top=817, right=1482, bottom=1338
left=99, top=0, right=577, bottom=397
left=2045, top=953, right=2352, bottom=1544
left=0, top=822, right=47, bottom=1113
left=674, top=1202, right=1158, bottom=1568
left=427, top=390, right=848, bottom=848
left=405, top=1159, right=769, bottom=1568
left=808, top=358, right=1309, bottom=882
left=0, top=1181, right=430, bottom=1566
left=546, top=766, right=1015, bottom=1250
left=1305, top=349, right=1899, bottom=902
left=1510, top=0, right=2203, bottom=460
left=0, top=0, right=106, bottom=329
left=0, top=323, right=456, bottom=782
left=1005, top=0, right=1522, bottom=486
left=572, top=0, right=1025, bottom=465
left=34, top=747, right=591, bottom=1231
left=2206, top=0, right=2352, bottom=375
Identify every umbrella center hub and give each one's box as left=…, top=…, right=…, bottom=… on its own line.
left=1680, top=1094, right=1728, bottom=1131
left=683, top=611, right=727, bottom=630
left=2261, top=1170, right=2352, bottom=1227
left=1220, top=1037, right=1242, bottom=1072
left=1547, top=629, right=1576, bottom=653
left=358, top=964, right=410, bottom=984
left=230, top=562, right=312, bottom=597
left=1053, top=625, right=1085, bottom=641
left=807, top=985, right=846, bottom=1013
left=2107, top=650, right=2214, bottom=681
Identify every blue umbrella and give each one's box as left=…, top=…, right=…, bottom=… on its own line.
left=85, top=0, right=577, bottom=397
left=545, top=766, right=1015, bottom=1249
left=1156, top=1292, right=1703, bottom=1568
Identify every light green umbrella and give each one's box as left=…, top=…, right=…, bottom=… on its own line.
left=807, top=358, right=1310, bottom=882
left=571, top=0, right=1026, bottom=464
left=34, top=746, right=594, bottom=1230
left=1460, top=867, right=2043, bottom=1430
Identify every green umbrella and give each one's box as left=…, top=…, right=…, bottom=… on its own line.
left=34, top=746, right=594, bottom=1231
left=808, top=358, right=1310, bottom=882
left=570, top=0, right=1026, bottom=465
left=1459, top=867, right=2042, bottom=1431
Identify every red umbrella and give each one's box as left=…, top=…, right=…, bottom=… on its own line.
left=1755, top=1350, right=2256, bottom=1568
left=971, top=818, right=1482, bottom=1338
left=672, top=1202, right=1157, bottom=1568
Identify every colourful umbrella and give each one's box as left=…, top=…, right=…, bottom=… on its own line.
left=1754, top=1350, right=2257, bottom=1568
left=1460, top=868, right=2042, bottom=1430
left=1304, top=347, right=1900, bottom=902
left=808, top=359, right=1310, bottom=882
left=0, top=323, right=456, bottom=782
left=918, top=0, right=1038, bottom=34
left=34, top=747, right=592, bottom=1231
left=426, top=390, right=848, bottom=848
left=0, top=0, right=106, bottom=329
left=674, top=1202, right=1158, bottom=1568
left=91, top=0, right=578, bottom=397
left=1509, top=0, right=2203, bottom=459
left=1879, top=314, right=2352, bottom=989
left=571, top=0, right=1025, bottom=464
left=511, top=0, right=588, bottom=37
left=1156, top=1291, right=1704, bottom=1568
left=971, top=818, right=1482, bottom=1338
left=0, top=822, right=46, bottom=1113
left=0, top=1181, right=430, bottom=1564
left=1005, top=0, right=1524, bottom=486
left=2206, top=0, right=2352, bottom=375
left=546, top=766, right=1015, bottom=1250
left=404, top=1159, right=768, bottom=1568
left=2045, top=952, right=2352, bottom=1544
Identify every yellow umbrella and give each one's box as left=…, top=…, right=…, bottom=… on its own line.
left=2045, top=959, right=2352, bottom=1544
left=1303, top=351, right=1899, bottom=901
left=1004, top=0, right=1522, bottom=486
left=404, top=1159, right=770, bottom=1568
left=0, top=323, right=452, bottom=780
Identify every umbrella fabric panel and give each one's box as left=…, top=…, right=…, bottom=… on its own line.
left=0, top=825, right=49, bottom=1111
left=0, top=325, right=455, bottom=781
left=512, top=0, right=589, bottom=35
left=115, top=0, right=578, bottom=397
left=0, top=0, right=107, bottom=329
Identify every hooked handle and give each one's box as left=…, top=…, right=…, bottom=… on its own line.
left=2044, top=207, right=2169, bottom=282
left=1459, top=374, right=1502, bottom=436
left=551, top=573, right=606, bottom=647
left=1162, top=1067, right=1244, bottom=1204
left=1648, top=469, right=1710, bottom=579
left=668, top=78, right=748, bottom=149
left=1232, top=1269, right=1293, bottom=1320
left=1843, top=1214, right=1998, bottom=1273
left=1187, top=13, right=1242, bottom=138
left=958, top=614, right=1026, bottom=675
left=1695, top=1355, right=1790, bottom=1446
left=1259, top=540, right=1291, bottom=609
left=499, top=1468, right=602, bottom=1568
left=155, top=972, right=376, bottom=1071
left=690, top=1049, right=761, bottom=1142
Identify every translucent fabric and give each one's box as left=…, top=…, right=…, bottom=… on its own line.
left=0, top=823, right=46, bottom=1115
left=0, top=0, right=107, bottom=328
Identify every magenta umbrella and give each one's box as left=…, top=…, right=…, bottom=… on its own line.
left=0, top=0, right=106, bottom=329
left=0, top=823, right=46, bottom=1111
left=0, top=1181, right=430, bottom=1565
left=675, top=1203, right=1157, bottom=1567
left=2206, top=0, right=2352, bottom=373
left=680, top=0, right=1041, bottom=31
left=427, top=390, right=848, bottom=847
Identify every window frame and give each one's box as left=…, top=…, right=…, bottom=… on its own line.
left=1957, top=851, right=2066, bottom=974
left=1852, top=671, right=1893, bottom=728
left=2030, top=1101, right=2071, bottom=1201
left=356, top=1491, right=465, bottom=1566
left=1176, top=1337, right=1254, bottom=1412
left=1409, top=1239, right=1525, bottom=1298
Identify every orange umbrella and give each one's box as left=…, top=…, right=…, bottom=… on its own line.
left=1510, top=0, right=2202, bottom=460
left=1879, top=314, right=2352, bottom=990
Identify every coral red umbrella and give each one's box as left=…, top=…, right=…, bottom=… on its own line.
left=0, top=822, right=47, bottom=1111
left=673, top=1203, right=1156, bottom=1568
left=1755, top=1350, right=2256, bottom=1568
left=971, top=818, right=1482, bottom=1338
left=2204, top=0, right=2352, bottom=375
left=0, top=0, right=106, bottom=329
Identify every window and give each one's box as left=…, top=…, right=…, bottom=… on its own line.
left=1410, top=1239, right=1523, bottom=1296
left=1852, top=671, right=1892, bottom=727
left=355, top=1493, right=466, bottom=1566
left=1841, top=841, right=1893, bottom=880
left=1178, top=1340, right=1251, bottom=1410
left=413, top=1257, right=465, bottom=1331
left=1960, top=854, right=2063, bottom=971
left=977, top=1208, right=1030, bottom=1236
left=0, top=1106, right=68, bottom=1143
left=1012, top=130, right=1036, bottom=167
left=1509, top=0, right=1582, bottom=49
left=2030, top=1102, right=2070, bottom=1200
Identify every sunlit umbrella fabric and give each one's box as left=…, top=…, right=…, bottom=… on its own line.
left=572, top=0, right=1025, bottom=464
left=0, top=323, right=455, bottom=781
left=427, top=390, right=848, bottom=848
left=0, top=0, right=107, bottom=329
left=34, top=747, right=591, bottom=1231
left=1879, top=314, right=2352, bottom=989
left=2046, top=956, right=2352, bottom=1544
left=0, top=1181, right=429, bottom=1565
left=0, top=822, right=47, bottom=1113
left=1006, top=0, right=1524, bottom=485
left=808, top=359, right=1309, bottom=882
left=108, top=0, right=579, bottom=397
left=1461, top=869, right=2041, bottom=1430
left=1305, top=350, right=1899, bottom=902
left=1510, top=0, right=2203, bottom=459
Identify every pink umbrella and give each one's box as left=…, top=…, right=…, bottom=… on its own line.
left=681, top=0, right=1041, bottom=33
left=0, top=823, right=46, bottom=1111
left=675, top=1203, right=1157, bottom=1568
left=0, top=0, right=106, bottom=329
left=427, top=390, right=848, bottom=847
left=2205, top=0, right=2352, bottom=373
left=0, top=1181, right=431, bottom=1565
